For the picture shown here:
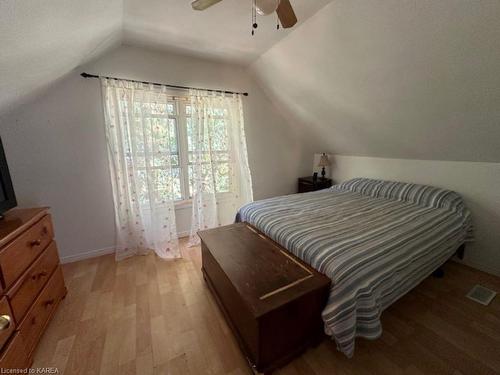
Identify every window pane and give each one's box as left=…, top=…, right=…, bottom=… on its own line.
left=137, top=170, right=148, bottom=205
left=188, top=152, right=212, bottom=164
left=167, top=102, right=176, bottom=115
left=212, top=107, right=227, bottom=117
left=170, top=154, right=179, bottom=166
left=212, top=151, right=229, bottom=162
left=188, top=165, right=194, bottom=197
left=188, top=164, right=214, bottom=196
left=171, top=167, right=182, bottom=201
left=152, top=154, right=179, bottom=168
left=187, top=117, right=228, bottom=152
left=168, top=118, right=177, bottom=152
left=187, top=107, right=232, bottom=196
left=215, top=163, right=230, bottom=192
left=152, top=118, right=178, bottom=155
left=188, top=162, right=230, bottom=196
left=123, top=98, right=183, bottom=201
left=156, top=168, right=182, bottom=202
left=187, top=117, right=194, bottom=151
left=136, top=168, right=182, bottom=204
left=132, top=117, right=146, bottom=153
left=211, top=119, right=228, bottom=151
left=145, top=102, right=176, bottom=116
left=134, top=156, right=146, bottom=169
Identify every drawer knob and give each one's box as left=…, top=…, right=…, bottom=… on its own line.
left=30, top=239, right=42, bottom=247
left=0, top=315, right=11, bottom=331
left=44, top=299, right=55, bottom=307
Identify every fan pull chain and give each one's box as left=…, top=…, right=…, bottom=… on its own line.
left=277, top=12, right=280, bottom=30
left=251, top=0, right=257, bottom=36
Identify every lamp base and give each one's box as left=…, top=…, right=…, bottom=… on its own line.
left=321, top=167, right=326, bottom=179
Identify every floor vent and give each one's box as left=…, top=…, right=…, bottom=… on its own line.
left=466, top=285, right=497, bottom=306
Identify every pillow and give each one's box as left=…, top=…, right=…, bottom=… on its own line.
left=335, top=178, right=468, bottom=216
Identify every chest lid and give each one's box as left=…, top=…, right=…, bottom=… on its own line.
left=198, top=222, right=330, bottom=316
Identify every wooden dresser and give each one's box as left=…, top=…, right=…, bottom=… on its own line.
left=0, top=208, right=66, bottom=369
left=199, top=223, right=330, bottom=374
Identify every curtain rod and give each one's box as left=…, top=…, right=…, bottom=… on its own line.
left=80, top=72, right=249, bottom=96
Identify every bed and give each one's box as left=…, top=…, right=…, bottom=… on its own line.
left=236, top=177, right=473, bottom=357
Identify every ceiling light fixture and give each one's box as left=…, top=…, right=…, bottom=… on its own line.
left=255, top=0, right=280, bottom=16
left=252, top=0, right=282, bottom=35
left=191, top=0, right=297, bottom=34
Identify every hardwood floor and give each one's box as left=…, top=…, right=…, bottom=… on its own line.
left=32, top=239, right=500, bottom=374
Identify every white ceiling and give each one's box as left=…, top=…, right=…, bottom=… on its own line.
left=0, top=0, right=122, bottom=113
left=124, top=0, right=333, bottom=64
left=0, top=0, right=331, bottom=114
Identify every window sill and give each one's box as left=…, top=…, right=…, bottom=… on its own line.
left=175, top=199, right=193, bottom=209
left=174, top=192, right=234, bottom=210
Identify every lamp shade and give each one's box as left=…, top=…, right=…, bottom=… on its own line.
left=318, top=153, right=330, bottom=167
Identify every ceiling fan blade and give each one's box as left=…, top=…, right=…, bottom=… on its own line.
left=191, top=0, right=223, bottom=11
left=276, top=0, right=297, bottom=28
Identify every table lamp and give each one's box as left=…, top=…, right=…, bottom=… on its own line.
left=318, top=153, right=330, bottom=180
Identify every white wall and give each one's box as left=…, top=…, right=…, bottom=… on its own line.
left=250, top=0, right=500, bottom=162
left=330, top=155, right=500, bottom=276
left=0, top=45, right=307, bottom=262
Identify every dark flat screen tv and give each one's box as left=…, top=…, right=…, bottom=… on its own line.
left=0, top=137, right=17, bottom=218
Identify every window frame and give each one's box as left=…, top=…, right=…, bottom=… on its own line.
left=128, top=98, right=183, bottom=203
left=128, top=93, right=234, bottom=207
left=176, top=99, right=234, bottom=205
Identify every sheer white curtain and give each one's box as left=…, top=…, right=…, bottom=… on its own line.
left=188, top=90, right=253, bottom=245
left=101, top=78, right=180, bottom=260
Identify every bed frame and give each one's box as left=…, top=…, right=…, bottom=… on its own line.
left=433, top=243, right=466, bottom=278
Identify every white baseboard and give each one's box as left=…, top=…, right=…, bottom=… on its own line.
left=60, top=246, right=115, bottom=264
left=60, top=231, right=190, bottom=264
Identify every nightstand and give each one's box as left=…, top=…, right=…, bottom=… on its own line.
left=298, top=176, right=333, bottom=193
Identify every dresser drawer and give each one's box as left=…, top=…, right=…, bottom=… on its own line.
left=19, top=266, right=65, bottom=356
left=0, top=333, right=30, bottom=370
left=8, top=241, right=60, bottom=323
left=0, top=215, right=54, bottom=289
left=0, top=297, right=15, bottom=352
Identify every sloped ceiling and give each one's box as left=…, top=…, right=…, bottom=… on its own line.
left=3, top=0, right=500, bottom=163
left=0, top=0, right=331, bottom=115
left=250, top=0, right=500, bottom=162
left=0, top=0, right=122, bottom=113
left=123, top=0, right=332, bottom=64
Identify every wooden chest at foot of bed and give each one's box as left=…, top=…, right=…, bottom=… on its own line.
left=198, top=222, right=331, bottom=374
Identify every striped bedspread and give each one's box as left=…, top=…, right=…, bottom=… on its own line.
left=237, top=178, right=473, bottom=357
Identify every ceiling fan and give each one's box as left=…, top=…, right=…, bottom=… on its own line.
left=191, top=0, right=298, bottom=29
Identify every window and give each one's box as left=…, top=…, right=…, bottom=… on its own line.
left=123, top=96, right=232, bottom=204
left=186, top=105, right=232, bottom=197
